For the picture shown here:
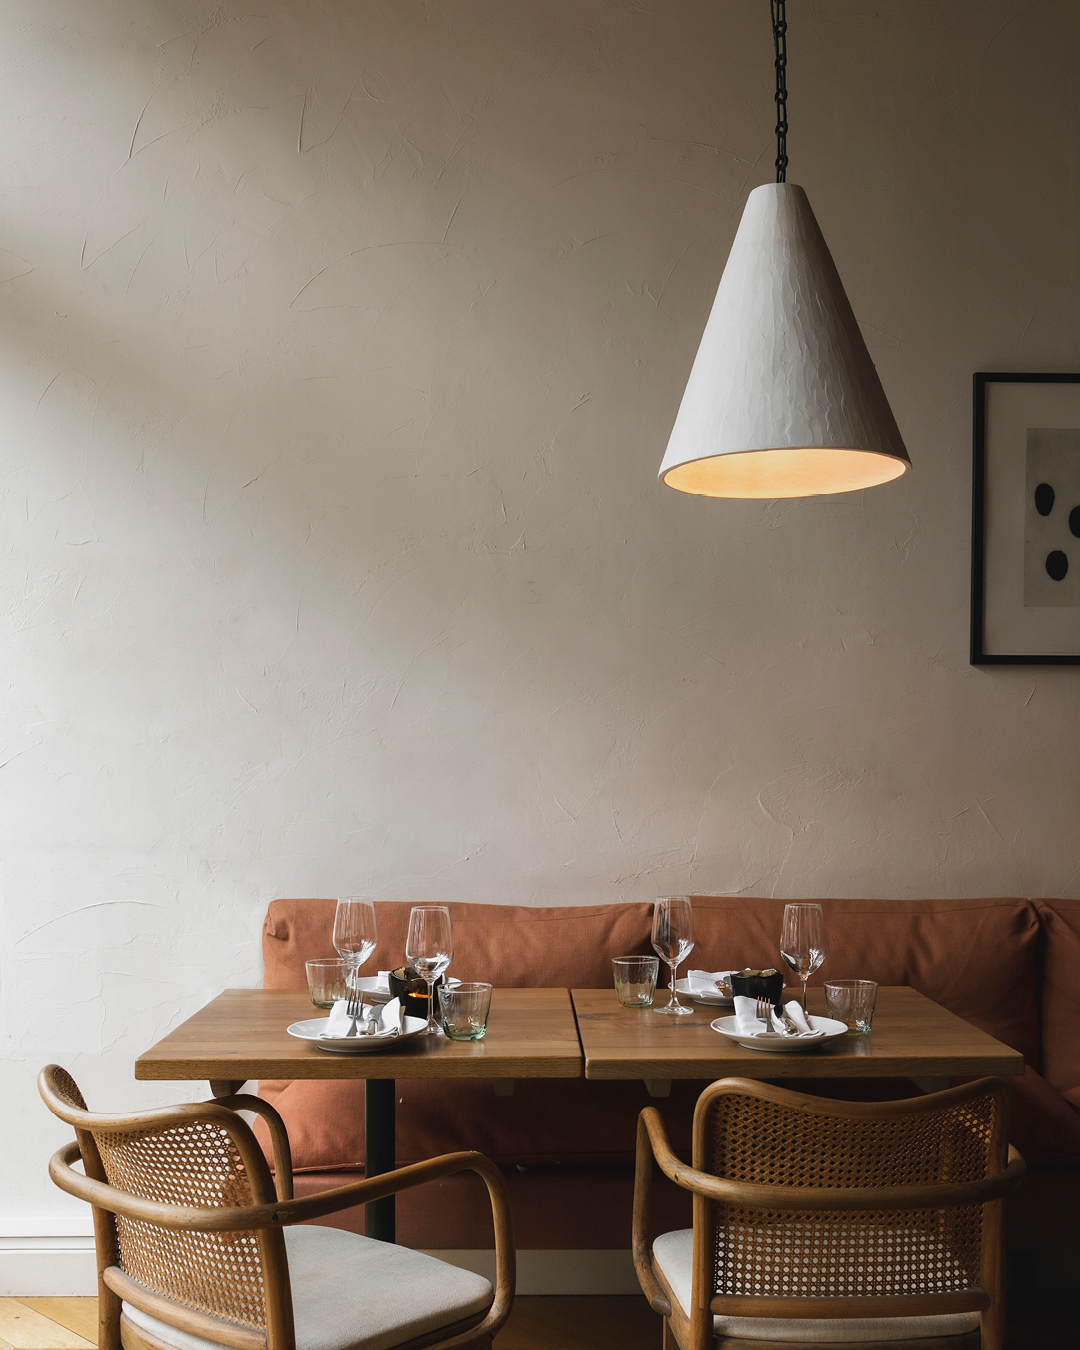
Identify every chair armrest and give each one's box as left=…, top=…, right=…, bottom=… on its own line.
left=632, top=1109, right=672, bottom=1315
left=210, top=1095, right=293, bottom=1202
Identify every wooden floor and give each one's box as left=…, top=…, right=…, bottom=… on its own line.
left=0, top=1297, right=661, bottom=1350
left=1, top=1292, right=1073, bottom=1349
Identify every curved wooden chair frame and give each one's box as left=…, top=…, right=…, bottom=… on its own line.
left=632, top=1076, right=1025, bottom=1350
left=39, top=1066, right=515, bottom=1350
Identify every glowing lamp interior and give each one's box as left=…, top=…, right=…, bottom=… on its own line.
left=662, top=447, right=908, bottom=499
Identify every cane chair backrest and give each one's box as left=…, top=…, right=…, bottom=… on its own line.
left=694, top=1079, right=1008, bottom=1304
left=40, top=1066, right=286, bottom=1339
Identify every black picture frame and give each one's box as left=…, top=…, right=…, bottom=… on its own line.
left=971, top=372, right=1080, bottom=665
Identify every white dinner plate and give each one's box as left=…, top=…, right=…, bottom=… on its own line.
left=287, top=1014, right=429, bottom=1054
left=676, top=974, right=735, bottom=1008
left=710, top=1014, right=848, bottom=1053
left=353, top=976, right=392, bottom=1004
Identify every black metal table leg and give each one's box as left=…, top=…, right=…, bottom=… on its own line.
left=364, top=1078, right=396, bottom=1242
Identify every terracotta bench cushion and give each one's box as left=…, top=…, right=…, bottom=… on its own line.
left=263, top=897, right=655, bottom=991
left=260, top=895, right=1046, bottom=1172
left=262, top=1075, right=704, bottom=1171
left=260, top=898, right=659, bottom=1170
left=1035, top=899, right=1080, bottom=1095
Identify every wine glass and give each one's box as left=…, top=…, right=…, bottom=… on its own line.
left=651, top=897, right=695, bottom=1015
left=780, top=903, right=827, bottom=1016
left=332, top=898, right=378, bottom=994
left=405, top=906, right=454, bottom=1035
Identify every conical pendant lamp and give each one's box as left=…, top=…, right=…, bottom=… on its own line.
left=659, top=4, right=910, bottom=499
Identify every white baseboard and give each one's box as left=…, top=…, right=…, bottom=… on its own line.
left=0, top=1233, right=637, bottom=1297
left=421, top=1249, right=639, bottom=1295
left=0, top=1241, right=97, bottom=1296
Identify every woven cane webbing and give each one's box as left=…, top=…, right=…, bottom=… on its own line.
left=93, top=1120, right=267, bottom=1330
left=707, top=1092, right=996, bottom=1300
left=51, top=1067, right=88, bottom=1112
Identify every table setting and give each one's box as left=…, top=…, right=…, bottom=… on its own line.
left=610, top=898, right=881, bottom=1055
left=300, top=898, right=491, bottom=1052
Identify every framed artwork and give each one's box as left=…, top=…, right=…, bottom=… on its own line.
left=971, top=372, right=1080, bottom=665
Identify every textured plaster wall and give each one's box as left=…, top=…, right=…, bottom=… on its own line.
left=2, top=0, right=1079, bottom=1223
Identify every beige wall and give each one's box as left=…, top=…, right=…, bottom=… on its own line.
left=2, top=0, right=1078, bottom=1233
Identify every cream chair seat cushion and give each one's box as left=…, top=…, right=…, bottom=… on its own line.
left=652, top=1229, right=981, bottom=1344
left=123, top=1225, right=493, bottom=1350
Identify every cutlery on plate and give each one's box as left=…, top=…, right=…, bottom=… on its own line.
left=756, top=995, right=800, bottom=1036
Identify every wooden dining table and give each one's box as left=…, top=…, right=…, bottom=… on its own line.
left=135, top=986, right=582, bottom=1242
left=136, top=983, right=1025, bottom=1242
left=571, top=985, right=1025, bottom=1094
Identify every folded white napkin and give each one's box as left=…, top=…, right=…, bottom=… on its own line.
left=784, top=1000, right=814, bottom=1034
left=733, top=994, right=769, bottom=1035
left=375, top=971, right=392, bottom=992
left=686, top=970, right=735, bottom=995
left=325, top=998, right=359, bottom=1037
left=324, top=996, right=402, bottom=1038
left=734, top=995, right=819, bottom=1037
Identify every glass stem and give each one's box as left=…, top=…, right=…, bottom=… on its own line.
left=426, top=975, right=437, bottom=1030
left=801, top=975, right=809, bottom=1016
left=668, top=960, right=680, bottom=1009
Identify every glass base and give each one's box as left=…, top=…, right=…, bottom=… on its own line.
left=422, top=1021, right=445, bottom=1036
left=654, top=1000, right=693, bottom=1015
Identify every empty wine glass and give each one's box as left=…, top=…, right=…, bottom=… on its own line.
left=332, top=898, right=378, bottom=993
left=651, top=897, right=695, bottom=1015
left=780, top=902, right=827, bottom=1016
left=405, top=906, right=454, bottom=1035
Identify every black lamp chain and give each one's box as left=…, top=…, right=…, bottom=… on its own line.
left=771, top=0, right=789, bottom=183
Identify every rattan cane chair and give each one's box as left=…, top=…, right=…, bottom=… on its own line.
left=39, top=1066, right=514, bottom=1350
left=633, top=1077, right=1025, bottom=1350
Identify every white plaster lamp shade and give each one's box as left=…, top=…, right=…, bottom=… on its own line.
left=659, top=182, right=911, bottom=498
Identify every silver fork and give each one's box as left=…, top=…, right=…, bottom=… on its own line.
left=347, top=987, right=380, bottom=1036
left=345, top=986, right=364, bottom=1036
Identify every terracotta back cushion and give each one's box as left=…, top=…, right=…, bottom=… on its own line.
left=1035, top=899, right=1080, bottom=1093
left=263, top=898, right=654, bottom=990
left=688, top=896, right=1041, bottom=1067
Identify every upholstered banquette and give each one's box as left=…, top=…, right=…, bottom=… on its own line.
left=256, top=896, right=1080, bottom=1253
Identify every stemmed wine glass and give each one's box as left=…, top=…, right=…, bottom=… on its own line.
left=406, top=906, right=454, bottom=1035
left=333, top=898, right=378, bottom=993
left=651, top=897, right=695, bottom=1015
left=780, top=902, right=827, bottom=1016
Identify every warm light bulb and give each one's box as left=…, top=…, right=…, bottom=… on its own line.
left=661, top=447, right=909, bottom=499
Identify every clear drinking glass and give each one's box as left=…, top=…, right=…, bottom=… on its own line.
left=780, top=903, right=827, bottom=1015
left=825, top=979, right=877, bottom=1034
left=405, top=905, right=454, bottom=1035
left=305, top=958, right=352, bottom=1009
left=332, top=898, right=378, bottom=987
left=612, top=956, right=659, bottom=1008
left=438, top=982, right=492, bottom=1040
left=651, top=897, right=695, bottom=1015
